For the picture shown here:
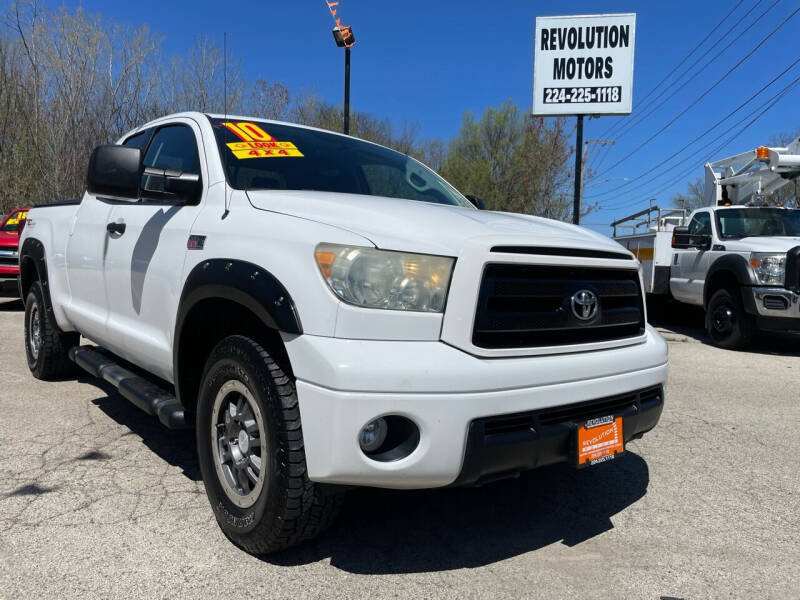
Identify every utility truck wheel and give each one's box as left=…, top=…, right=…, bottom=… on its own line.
left=706, top=288, right=753, bottom=350
left=196, top=335, right=342, bottom=554
left=24, top=281, right=78, bottom=380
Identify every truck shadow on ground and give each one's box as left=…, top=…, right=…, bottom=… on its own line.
left=647, top=299, right=800, bottom=357
left=86, top=377, right=649, bottom=573
left=269, top=454, right=649, bottom=574
left=88, top=381, right=201, bottom=482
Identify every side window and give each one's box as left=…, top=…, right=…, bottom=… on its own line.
left=688, top=212, right=711, bottom=236
left=122, top=129, right=153, bottom=151
left=141, top=125, right=201, bottom=198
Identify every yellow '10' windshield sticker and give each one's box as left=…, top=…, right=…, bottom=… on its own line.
left=222, top=121, right=304, bottom=159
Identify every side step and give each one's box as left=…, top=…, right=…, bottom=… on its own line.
left=69, top=346, right=190, bottom=429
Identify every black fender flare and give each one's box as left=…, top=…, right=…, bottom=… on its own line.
left=18, top=237, right=53, bottom=314
left=704, top=254, right=757, bottom=309
left=173, top=259, right=302, bottom=399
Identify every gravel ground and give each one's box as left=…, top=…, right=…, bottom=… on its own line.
left=0, top=298, right=797, bottom=599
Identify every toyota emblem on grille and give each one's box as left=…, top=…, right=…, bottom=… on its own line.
left=571, top=289, right=598, bottom=321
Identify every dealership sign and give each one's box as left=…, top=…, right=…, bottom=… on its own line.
left=533, top=13, right=636, bottom=116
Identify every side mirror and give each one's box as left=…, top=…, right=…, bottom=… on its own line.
left=672, top=226, right=711, bottom=250
left=87, top=145, right=141, bottom=201
left=465, top=195, right=486, bottom=210
left=141, top=168, right=202, bottom=204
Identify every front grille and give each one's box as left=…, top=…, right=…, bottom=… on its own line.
left=473, top=264, right=645, bottom=348
left=0, top=254, right=17, bottom=267
left=483, top=385, right=663, bottom=437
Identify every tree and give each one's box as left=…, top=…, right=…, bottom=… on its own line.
left=439, top=101, right=576, bottom=220
left=671, top=177, right=705, bottom=211
left=0, top=3, right=581, bottom=226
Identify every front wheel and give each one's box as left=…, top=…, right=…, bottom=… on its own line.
left=196, top=335, right=342, bottom=554
left=706, top=288, right=754, bottom=350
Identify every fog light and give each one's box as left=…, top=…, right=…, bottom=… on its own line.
left=359, top=418, right=388, bottom=453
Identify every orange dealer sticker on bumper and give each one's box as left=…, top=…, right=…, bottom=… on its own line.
left=577, top=416, right=624, bottom=466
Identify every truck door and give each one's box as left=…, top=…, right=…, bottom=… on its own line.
left=101, top=121, right=205, bottom=381
left=670, top=211, right=717, bottom=305
left=64, top=196, right=114, bottom=343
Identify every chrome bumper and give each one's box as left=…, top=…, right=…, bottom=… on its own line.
left=750, top=287, right=800, bottom=317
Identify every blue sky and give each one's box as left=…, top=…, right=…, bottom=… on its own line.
left=39, top=1, right=800, bottom=235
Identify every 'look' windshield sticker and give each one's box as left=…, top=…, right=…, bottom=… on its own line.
left=222, top=121, right=304, bottom=159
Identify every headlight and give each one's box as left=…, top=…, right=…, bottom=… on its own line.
left=749, top=253, right=786, bottom=286
left=315, top=244, right=454, bottom=312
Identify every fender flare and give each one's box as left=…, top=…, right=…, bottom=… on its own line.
left=173, top=259, right=302, bottom=403
left=18, top=237, right=53, bottom=314
left=703, top=254, right=756, bottom=308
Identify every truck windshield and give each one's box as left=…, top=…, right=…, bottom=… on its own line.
left=715, top=208, right=800, bottom=239
left=209, top=118, right=472, bottom=208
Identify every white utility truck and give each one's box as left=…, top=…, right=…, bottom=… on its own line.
left=18, top=112, right=667, bottom=553
left=613, top=138, right=800, bottom=349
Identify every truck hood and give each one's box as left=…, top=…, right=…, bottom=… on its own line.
left=245, top=190, right=627, bottom=257
left=728, top=236, right=800, bottom=253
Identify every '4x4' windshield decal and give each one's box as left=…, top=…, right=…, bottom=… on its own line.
left=222, top=122, right=304, bottom=159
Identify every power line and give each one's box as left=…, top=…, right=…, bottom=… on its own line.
left=592, top=5, right=799, bottom=180
left=585, top=57, right=800, bottom=200
left=588, top=0, right=757, bottom=171
left=601, top=75, right=800, bottom=211
left=593, top=0, right=778, bottom=167
left=600, top=77, right=800, bottom=213
left=591, top=0, right=749, bottom=151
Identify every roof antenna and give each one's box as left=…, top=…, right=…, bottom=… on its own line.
left=222, top=31, right=230, bottom=220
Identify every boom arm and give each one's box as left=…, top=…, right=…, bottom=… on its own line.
left=705, top=137, right=800, bottom=206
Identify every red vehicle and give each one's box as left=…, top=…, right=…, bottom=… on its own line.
left=0, top=207, right=30, bottom=297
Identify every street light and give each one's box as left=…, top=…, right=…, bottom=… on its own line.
left=332, top=25, right=355, bottom=135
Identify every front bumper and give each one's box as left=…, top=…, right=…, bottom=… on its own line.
left=747, top=286, right=800, bottom=318
left=285, top=326, right=668, bottom=489
left=453, top=385, right=663, bottom=486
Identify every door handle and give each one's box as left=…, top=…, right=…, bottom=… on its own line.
left=106, top=222, right=126, bottom=235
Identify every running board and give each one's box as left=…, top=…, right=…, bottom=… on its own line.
left=68, top=346, right=190, bottom=429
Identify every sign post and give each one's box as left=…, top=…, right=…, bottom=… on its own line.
left=532, top=13, right=636, bottom=224
left=573, top=114, right=584, bottom=225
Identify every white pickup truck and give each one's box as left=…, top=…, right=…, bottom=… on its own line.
left=614, top=139, right=800, bottom=349
left=19, top=112, right=667, bottom=553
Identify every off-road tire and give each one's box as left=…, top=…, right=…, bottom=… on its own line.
left=196, top=335, right=343, bottom=554
left=24, top=281, right=79, bottom=379
left=706, top=288, right=754, bottom=350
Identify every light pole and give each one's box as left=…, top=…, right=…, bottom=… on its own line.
left=332, top=26, right=355, bottom=135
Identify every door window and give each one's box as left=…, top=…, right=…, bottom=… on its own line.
left=122, top=129, right=153, bottom=151
left=141, top=125, right=201, bottom=198
left=688, top=212, right=711, bottom=236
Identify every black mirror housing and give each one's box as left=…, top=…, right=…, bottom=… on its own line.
left=87, top=145, right=140, bottom=201
left=466, top=195, right=486, bottom=210
left=672, top=226, right=711, bottom=250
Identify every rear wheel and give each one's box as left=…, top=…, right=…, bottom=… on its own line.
left=196, top=335, right=343, bottom=554
left=706, top=288, right=753, bottom=350
left=24, top=281, right=79, bottom=379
